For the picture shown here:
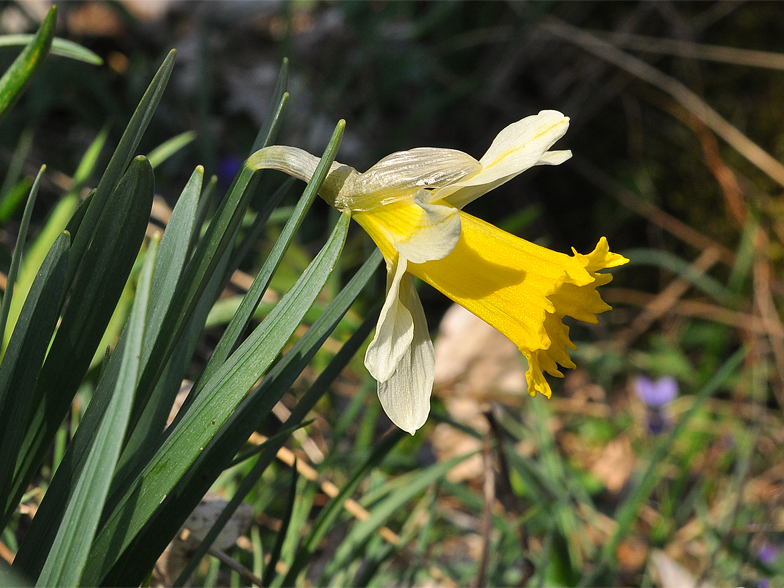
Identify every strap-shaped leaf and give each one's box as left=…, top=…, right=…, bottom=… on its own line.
left=100, top=245, right=381, bottom=587
left=65, top=50, right=174, bottom=288
left=111, top=168, right=203, bottom=481
left=146, top=131, right=197, bottom=169
left=0, top=35, right=102, bottom=65
left=124, top=92, right=290, bottom=435
left=1, top=157, right=155, bottom=526
left=81, top=212, right=350, bottom=586
left=173, top=308, right=380, bottom=587
left=35, top=238, right=156, bottom=588
left=0, top=6, right=56, bottom=121
left=0, top=232, right=69, bottom=528
left=0, top=165, right=45, bottom=346
left=4, top=128, right=110, bottom=350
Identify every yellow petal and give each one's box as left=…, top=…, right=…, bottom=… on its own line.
left=407, top=211, right=625, bottom=398
left=353, top=197, right=461, bottom=264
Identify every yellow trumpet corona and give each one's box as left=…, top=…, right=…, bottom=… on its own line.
left=250, top=110, right=627, bottom=434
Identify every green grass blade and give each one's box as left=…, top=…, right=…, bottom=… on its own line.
left=98, top=249, right=381, bottom=586
left=261, top=463, right=299, bottom=588
left=323, top=452, right=475, bottom=580
left=81, top=212, right=350, bottom=586
left=0, top=6, right=55, bottom=121
left=0, top=35, right=102, bottom=65
left=252, top=57, right=288, bottom=153
left=147, top=131, right=197, bottom=169
left=35, top=239, right=155, bottom=588
left=622, top=247, right=734, bottom=305
left=1, top=157, right=155, bottom=527
left=0, top=165, right=45, bottom=346
left=0, top=233, right=69, bottom=529
left=0, top=127, right=34, bottom=218
left=578, top=345, right=748, bottom=587
left=281, top=429, right=406, bottom=586
left=65, top=50, right=175, bottom=288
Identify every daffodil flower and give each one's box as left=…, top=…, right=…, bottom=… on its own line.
left=249, top=110, right=628, bottom=434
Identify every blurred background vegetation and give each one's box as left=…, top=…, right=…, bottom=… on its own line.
left=1, top=1, right=783, bottom=586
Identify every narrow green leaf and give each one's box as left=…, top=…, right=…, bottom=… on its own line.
left=147, top=131, right=197, bottom=169
left=192, top=121, right=342, bottom=407
left=281, top=429, right=406, bottom=586
left=1, top=157, right=155, bottom=527
left=0, top=165, right=45, bottom=347
left=0, top=35, right=102, bottom=65
left=2, top=122, right=107, bottom=349
left=102, top=252, right=381, bottom=587
left=125, top=93, right=291, bottom=435
left=65, top=50, right=175, bottom=288
left=14, top=223, right=219, bottom=581
left=81, top=212, right=350, bottom=586
left=0, top=127, right=34, bottom=216
left=0, top=233, right=69, bottom=517
left=111, top=167, right=204, bottom=480
left=0, top=6, right=56, bottom=121
left=252, top=57, right=288, bottom=153
left=36, top=239, right=156, bottom=588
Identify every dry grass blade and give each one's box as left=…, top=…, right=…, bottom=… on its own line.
left=594, top=31, right=784, bottom=71
left=614, top=246, right=723, bottom=349
left=541, top=18, right=784, bottom=189
left=473, top=429, right=495, bottom=588
left=206, top=545, right=263, bottom=586
left=753, top=230, right=784, bottom=410
left=604, top=287, right=765, bottom=334
left=570, top=157, right=735, bottom=266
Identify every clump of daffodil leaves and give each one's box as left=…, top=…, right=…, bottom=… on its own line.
left=249, top=110, right=628, bottom=434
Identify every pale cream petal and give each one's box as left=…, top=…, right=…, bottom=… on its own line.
left=335, top=148, right=481, bottom=211
left=377, top=273, right=434, bottom=434
left=246, top=145, right=359, bottom=211
left=436, top=111, right=570, bottom=209
left=247, top=145, right=344, bottom=183
left=536, top=150, right=572, bottom=166
left=395, top=191, right=462, bottom=264
left=364, top=259, right=413, bottom=382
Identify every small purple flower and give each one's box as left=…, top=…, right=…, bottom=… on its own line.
left=633, top=376, right=678, bottom=408
left=759, top=543, right=778, bottom=565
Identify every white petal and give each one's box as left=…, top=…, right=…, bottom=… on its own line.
left=364, top=259, right=413, bottom=382
left=536, top=149, right=572, bottom=166
left=337, top=148, right=481, bottom=211
left=395, top=191, right=462, bottom=264
left=436, top=111, right=570, bottom=209
left=377, top=273, right=434, bottom=434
